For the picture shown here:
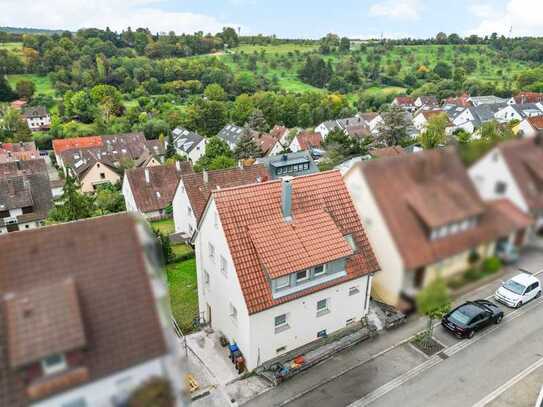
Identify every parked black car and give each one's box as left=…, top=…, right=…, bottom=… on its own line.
left=442, top=300, right=504, bottom=339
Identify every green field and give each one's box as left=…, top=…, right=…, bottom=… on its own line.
left=0, top=42, right=22, bottom=54
left=7, top=74, right=56, bottom=97
left=234, top=43, right=317, bottom=55
left=150, top=218, right=175, bottom=235
left=166, top=258, right=198, bottom=333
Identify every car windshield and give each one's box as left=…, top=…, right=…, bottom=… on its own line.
left=503, top=280, right=525, bottom=295
left=448, top=308, right=472, bottom=326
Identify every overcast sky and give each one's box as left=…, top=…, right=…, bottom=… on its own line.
left=1, top=0, right=543, bottom=39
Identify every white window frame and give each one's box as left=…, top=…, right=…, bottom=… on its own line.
left=275, top=314, right=287, bottom=328
left=276, top=276, right=290, bottom=290
left=41, top=353, right=67, bottom=375
left=296, top=270, right=309, bottom=283
left=317, top=298, right=329, bottom=312
left=314, top=264, right=326, bottom=277
left=349, top=286, right=360, bottom=296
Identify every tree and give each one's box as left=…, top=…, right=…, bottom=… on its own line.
left=219, top=27, right=239, bottom=48
left=0, top=107, right=31, bottom=143
left=376, top=105, right=409, bottom=146
left=64, top=90, right=96, bottom=123
left=208, top=155, right=236, bottom=170
left=0, top=76, right=16, bottom=102
left=193, top=136, right=233, bottom=171
left=15, top=79, right=35, bottom=99
left=153, top=229, right=174, bottom=265
left=339, top=37, right=351, bottom=52
left=143, top=119, right=170, bottom=140
left=94, top=183, right=126, bottom=214
left=433, top=62, right=452, bottom=79
left=234, top=132, right=262, bottom=159
left=204, top=83, right=226, bottom=101
left=246, top=109, right=268, bottom=132
left=165, top=133, right=176, bottom=159
left=419, top=113, right=448, bottom=149
left=47, top=173, right=95, bottom=223
left=416, top=277, right=451, bottom=344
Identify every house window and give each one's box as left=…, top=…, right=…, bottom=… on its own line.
left=317, top=329, right=327, bottom=338
left=274, top=313, right=289, bottom=333
left=41, top=353, right=67, bottom=375
left=346, top=318, right=355, bottom=326
left=344, top=234, right=357, bottom=251
left=276, top=346, right=287, bottom=354
left=296, top=270, right=309, bottom=283
left=314, top=264, right=326, bottom=277
left=316, top=298, right=329, bottom=316
left=99, top=172, right=105, bottom=179
left=208, top=243, right=215, bottom=262
left=495, top=181, right=507, bottom=194
left=349, top=286, right=360, bottom=296
left=276, top=276, right=290, bottom=290
left=229, top=303, right=237, bottom=319
left=220, top=256, right=227, bottom=276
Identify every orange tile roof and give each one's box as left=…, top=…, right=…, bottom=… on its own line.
left=52, top=136, right=102, bottom=155
left=526, top=116, right=543, bottom=131
left=213, top=170, right=380, bottom=314
left=295, top=131, right=322, bottom=151
left=248, top=209, right=353, bottom=278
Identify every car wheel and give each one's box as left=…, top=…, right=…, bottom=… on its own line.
left=467, top=330, right=475, bottom=339
left=517, top=301, right=523, bottom=308
left=495, top=314, right=503, bottom=324
left=537, top=290, right=542, bottom=299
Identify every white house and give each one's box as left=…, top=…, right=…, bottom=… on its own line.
left=469, top=138, right=543, bottom=240
left=315, top=117, right=368, bottom=140
left=357, top=112, right=383, bottom=134
left=288, top=131, right=322, bottom=153
left=0, top=214, right=185, bottom=406
left=193, top=171, right=380, bottom=370
left=172, top=164, right=269, bottom=239
left=123, top=161, right=192, bottom=220
left=171, top=127, right=207, bottom=162
left=23, top=106, right=51, bottom=131
left=344, top=148, right=531, bottom=308
left=515, top=116, right=543, bottom=138
left=412, top=110, right=452, bottom=132
left=494, top=104, right=543, bottom=124
left=267, top=125, right=291, bottom=156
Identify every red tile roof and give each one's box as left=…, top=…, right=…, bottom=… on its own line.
left=53, top=137, right=103, bottom=155
left=499, top=138, right=543, bottom=211
left=394, top=96, right=415, bottom=106
left=0, top=214, right=167, bottom=405
left=213, top=170, right=380, bottom=314
left=526, top=116, right=543, bottom=131
left=182, top=165, right=269, bottom=224
left=513, top=92, right=543, bottom=104
left=126, top=163, right=192, bottom=213
left=353, top=148, right=530, bottom=269
left=443, top=94, right=471, bottom=107
left=295, top=131, right=322, bottom=151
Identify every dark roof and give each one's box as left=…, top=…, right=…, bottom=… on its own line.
left=218, top=124, right=246, bottom=147
left=257, top=151, right=318, bottom=179
left=22, top=106, right=48, bottom=119
left=354, top=148, right=529, bottom=269
left=181, top=165, right=269, bottom=224
left=172, top=127, right=204, bottom=154
left=126, top=163, right=193, bottom=213
left=499, top=138, right=543, bottom=211
left=0, top=214, right=168, bottom=405
left=0, top=159, right=52, bottom=226
left=213, top=170, right=380, bottom=314
left=416, top=96, right=439, bottom=105
left=468, top=104, right=507, bottom=127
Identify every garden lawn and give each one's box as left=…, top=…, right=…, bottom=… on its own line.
left=166, top=258, right=198, bottom=333
left=7, top=74, right=56, bottom=97
left=172, top=243, right=193, bottom=258
left=151, top=218, right=175, bottom=235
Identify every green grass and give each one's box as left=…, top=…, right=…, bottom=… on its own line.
left=234, top=43, right=317, bottom=55
left=172, top=243, right=193, bottom=258
left=6, top=74, right=56, bottom=97
left=0, top=42, right=22, bottom=54
left=166, top=258, right=198, bottom=333
left=362, top=86, right=406, bottom=97
left=151, top=218, right=175, bottom=235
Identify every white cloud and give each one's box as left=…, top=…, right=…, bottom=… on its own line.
left=467, top=0, right=543, bottom=36
left=368, top=0, right=424, bottom=21
left=0, top=0, right=238, bottom=34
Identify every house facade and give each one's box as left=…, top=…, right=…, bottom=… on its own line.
left=0, top=159, right=52, bottom=234
left=0, top=214, right=185, bottom=406
left=172, top=127, right=207, bottom=162
left=289, top=131, right=322, bottom=153
left=469, top=138, right=543, bottom=239
left=23, top=106, right=51, bottom=131
left=494, top=104, right=543, bottom=123
left=515, top=116, right=543, bottom=138
left=344, top=149, right=531, bottom=308
left=193, top=171, right=380, bottom=370
left=172, top=165, right=268, bottom=239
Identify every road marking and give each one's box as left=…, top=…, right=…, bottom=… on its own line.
left=471, top=356, right=543, bottom=407
left=346, top=296, right=543, bottom=407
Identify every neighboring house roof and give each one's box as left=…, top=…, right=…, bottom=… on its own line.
left=358, top=112, right=379, bottom=122
left=524, top=116, right=543, bottom=132
left=10, top=100, right=27, bottom=110
left=53, top=136, right=103, bottom=156
left=256, top=151, right=319, bottom=179
left=172, top=127, right=204, bottom=154
left=443, top=104, right=468, bottom=121
left=319, top=117, right=370, bottom=138
left=353, top=149, right=530, bottom=270
left=469, top=96, right=507, bottom=105
left=294, top=131, right=322, bottom=151
left=512, top=92, right=543, bottom=104
left=126, top=162, right=192, bottom=213
left=22, top=106, right=48, bottom=119
left=416, top=96, right=439, bottom=106
left=498, top=138, right=543, bottom=211
left=252, top=132, right=278, bottom=155
left=212, top=170, right=380, bottom=314
left=370, top=146, right=405, bottom=158
left=144, top=139, right=166, bottom=156
left=443, top=94, right=471, bottom=107
left=468, top=103, right=507, bottom=127
left=0, top=159, right=52, bottom=226
left=0, top=142, right=39, bottom=163
left=507, top=103, right=543, bottom=119
left=218, top=124, right=246, bottom=146
left=0, top=214, right=168, bottom=406
left=393, top=96, right=415, bottom=106
left=182, top=164, right=269, bottom=224
left=417, top=110, right=452, bottom=125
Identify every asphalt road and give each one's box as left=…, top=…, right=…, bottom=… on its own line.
left=287, top=273, right=543, bottom=407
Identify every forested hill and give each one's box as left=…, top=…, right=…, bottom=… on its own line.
left=0, top=26, right=66, bottom=35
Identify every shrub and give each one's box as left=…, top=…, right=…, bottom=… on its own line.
left=463, top=268, right=481, bottom=282
left=468, top=250, right=480, bottom=265
left=128, top=377, right=174, bottom=407
left=482, top=256, right=502, bottom=275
